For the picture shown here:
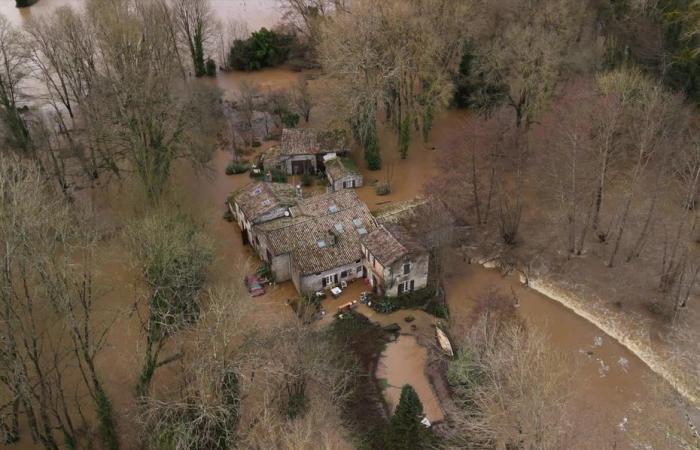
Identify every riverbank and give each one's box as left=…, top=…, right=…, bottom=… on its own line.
left=469, top=247, right=700, bottom=410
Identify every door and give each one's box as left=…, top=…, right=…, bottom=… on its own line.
left=291, top=160, right=305, bottom=175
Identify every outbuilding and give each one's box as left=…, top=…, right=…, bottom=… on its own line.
left=324, top=156, right=363, bottom=191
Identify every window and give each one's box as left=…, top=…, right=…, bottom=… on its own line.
left=317, top=240, right=326, bottom=248
left=358, top=227, right=368, bottom=235
left=403, top=262, right=411, bottom=275
left=334, top=223, right=344, bottom=233
left=353, top=218, right=363, bottom=227
left=341, top=270, right=348, bottom=278
left=328, top=204, right=339, bottom=213
left=357, top=266, right=363, bottom=275
left=398, top=280, right=415, bottom=294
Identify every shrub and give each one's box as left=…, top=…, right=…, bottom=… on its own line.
left=205, top=58, right=217, bottom=77
left=256, top=263, right=272, bottom=281
left=228, top=27, right=294, bottom=71
left=375, top=182, right=391, bottom=196
left=301, top=173, right=313, bottom=187
left=404, top=315, right=415, bottom=323
left=281, top=110, right=300, bottom=128
left=225, top=161, right=249, bottom=175
left=16, top=0, right=36, bottom=7
left=370, top=285, right=449, bottom=319
left=270, top=168, right=287, bottom=182
left=374, top=298, right=400, bottom=314
left=365, top=139, right=382, bottom=170
left=251, top=140, right=262, bottom=148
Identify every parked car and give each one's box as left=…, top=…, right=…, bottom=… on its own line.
left=244, top=274, right=265, bottom=297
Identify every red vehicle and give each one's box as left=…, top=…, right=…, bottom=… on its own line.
left=244, top=274, right=265, bottom=297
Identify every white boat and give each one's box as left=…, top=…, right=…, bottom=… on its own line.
left=436, top=327, right=454, bottom=357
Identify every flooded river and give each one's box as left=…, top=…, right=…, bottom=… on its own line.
left=0, top=0, right=281, bottom=29
left=2, top=1, right=692, bottom=448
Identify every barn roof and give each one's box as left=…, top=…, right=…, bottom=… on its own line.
left=279, top=128, right=349, bottom=156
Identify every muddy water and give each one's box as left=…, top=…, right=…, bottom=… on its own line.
left=1, top=0, right=280, bottom=28
left=446, top=264, right=654, bottom=430
left=377, top=335, right=445, bottom=423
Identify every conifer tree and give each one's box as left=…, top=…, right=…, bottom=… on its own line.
left=384, top=384, right=432, bottom=450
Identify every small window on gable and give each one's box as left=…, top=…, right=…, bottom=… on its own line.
left=403, top=262, right=411, bottom=275
left=253, top=186, right=263, bottom=196
left=261, top=199, right=271, bottom=207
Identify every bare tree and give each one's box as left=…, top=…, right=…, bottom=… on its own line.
left=82, top=0, right=222, bottom=201
left=319, top=0, right=466, bottom=158
left=445, top=291, right=577, bottom=450
left=596, top=69, right=686, bottom=267
left=171, top=0, right=214, bottom=77
left=0, top=155, right=118, bottom=449
left=125, top=207, right=213, bottom=399
left=214, top=18, right=248, bottom=72
left=279, top=0, right=348, bottom=57
left=0, top=14, right=32, bottom=154
left=464, top=0, right=597, bottom=129
left=292, top=75, right=314, bottom=123
left=535, top=81, right=600, bottom=256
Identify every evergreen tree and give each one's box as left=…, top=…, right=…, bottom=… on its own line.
left=399, top=116, right=411, bottom=159
left=384, top=384, right=432, bottom=450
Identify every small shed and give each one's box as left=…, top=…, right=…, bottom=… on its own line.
left=263, top=128, right=351, bottom=175
left=325, top=157, right=363, bottom=191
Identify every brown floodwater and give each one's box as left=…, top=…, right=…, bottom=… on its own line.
left=0, top=0, right=280, bottom=29
left=445, top=265, right=651, bottom=424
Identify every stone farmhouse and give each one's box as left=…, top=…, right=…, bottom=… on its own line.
left=228, top=182, right=430, bottom=297
left=229, top=182, right=297, bottom=246
left=361, top=225, right=430, bottom=297
left=263, top=128, right=350, bottom=175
